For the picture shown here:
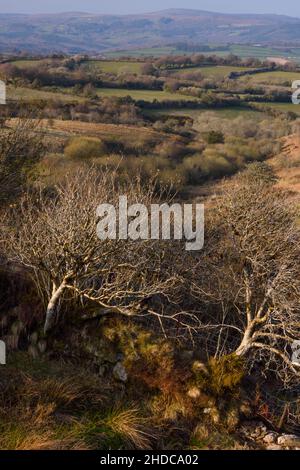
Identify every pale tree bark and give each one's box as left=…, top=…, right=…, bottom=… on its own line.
left=44, top=278, right=68, bottom=334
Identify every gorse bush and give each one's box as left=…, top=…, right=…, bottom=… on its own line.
left=194, top=355, right=245, bottom=398
left=94, top=154, right=186, bottom=192
left=195, top=113, right=291, bottom=141
left=64, top=136, right=106, bottom=160
left=180, top=137, right=271, bottom=182
left=204, top=131, right=225, bottom=145
left=238, top=161, right=278, bottom=186
left=155, top=140, right=187, bottom=162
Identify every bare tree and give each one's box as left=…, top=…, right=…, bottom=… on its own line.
left=193, top=169, right=300, bottom=383
left=5, top=168, right=197, bottom=336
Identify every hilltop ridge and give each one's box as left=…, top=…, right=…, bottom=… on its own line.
left=1, top=8, right=300, bottom=54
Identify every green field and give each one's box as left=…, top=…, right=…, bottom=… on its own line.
left=228, top=45, right=300, bottom=62
left=263, top=102, right=300, bottom=114
left=106, top=47, right=177, bottom=58
left=171, top=65, right=254, bottom=78
left=105, top=45, right=300, bottom=63
left=7, top=86, right=84, bottom=103
left=86, top=60, right=143, bottom=74
left=238, top=70, right=300, bottom=86
left=95, top=87, right=199, bottom=102
left=10, top=59, right=45, bottom=68
left=11, top=58, right=144, bottom=75
left=6, top=84, right=198, bottom=104
left=149, top=106, right=265, bottom=121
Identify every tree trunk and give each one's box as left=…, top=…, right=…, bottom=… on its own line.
left=44, top=280, right=67, bottom=334
left=235, top=327, right=253, bottom=356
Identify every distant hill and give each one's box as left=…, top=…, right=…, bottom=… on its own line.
left=1, top=9, right=300, bottom=54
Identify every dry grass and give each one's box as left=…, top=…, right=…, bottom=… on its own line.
left=104, top=407, right=153, bottom=450
left=0, top=352, right=156, bottom=450
left=190, top=423, right=249, bottom=450
left=19, top=375, right=86, bottom=410
left=6, top=118, right=178, bottom=147
left=269, top=134, right=300, bottom=198
left=43, top=119, right=171, bottom=145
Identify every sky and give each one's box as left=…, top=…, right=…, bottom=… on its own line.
left=0, top=0, right=300, bottom=18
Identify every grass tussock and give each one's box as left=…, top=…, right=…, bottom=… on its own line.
left=103, top=408, right=152, bottom=449
left=0, top=352, right=154, bottom=450
left=190, top=423, right=249, bottom=450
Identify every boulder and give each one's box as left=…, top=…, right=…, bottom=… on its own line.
left=113, top=362, right=128, bottom=383
left=277, top=434, right=300, bottom=447
left=239, top=421, right=267, bottom=440
left=263, top=432, right=278, bottom=444
left=187, top=386, right=201, bottom=399
left=192, top=360, right=208, bottom=375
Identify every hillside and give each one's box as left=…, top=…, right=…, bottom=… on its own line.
left=270, top=133, right=300, bottom=196
left=1, top=9, right=300, bottom=54
left=1, top=49, right=300, bottom=451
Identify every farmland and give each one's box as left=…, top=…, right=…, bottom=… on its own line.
left=86, top=60, right=143, bottom=74
left=221, top=44, right=300, bottom=62
left=106, top=46, right=177, bottom=58
left=11, top=58, right=144, bottom=75
left=10, top=59, right=45, bottom=68
left=170, top=65, right=254, bottom=78
left=6, top=85, right=200, bottom=104
left=6, top=86, right=84, bottom=103
left=148, top=106, right=266, bottom=121
left=264, top=102, right=300, bottom=114
left=3, top=54, right=299, bottom=119
left=3, top=55, right=299, bottom=121
left=107, top=45, right=300, bottom=63
left=238, top=70, right=300, bottom=85
left=94, top=87, right=198, bottom=101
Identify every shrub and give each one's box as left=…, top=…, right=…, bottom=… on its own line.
left=204, top=131, right=225, bottom=145
left=155, top=141, right=186, bottom=162
left=157, top=167, right=187, bottom=192
left=141, top=62, right=156, bottom=76
left=83, top=83, right=97, bottom=98
left=0, top=118, right=45, bottom=204
left=239, top=162, right=278, bottom=186
left=64, top=137, right=106, bottom=160
left=194, top=355, right=245, bottom=398
left=197, top=150, right=234, bottom=179
left=102, top=408, right=151, bottom=449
